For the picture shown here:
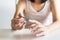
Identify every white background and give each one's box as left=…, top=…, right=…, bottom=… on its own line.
left=0, top=0, right=17, bottom=29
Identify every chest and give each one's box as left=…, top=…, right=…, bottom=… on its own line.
left=24, top=1, right=50, bottom=21
left=31, top=3, right=45, bottom=12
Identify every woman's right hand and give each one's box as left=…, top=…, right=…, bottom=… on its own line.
left=11, top=18, right=26, bottom=30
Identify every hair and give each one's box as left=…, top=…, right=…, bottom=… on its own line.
left=30, top=0, right=47, bottom=3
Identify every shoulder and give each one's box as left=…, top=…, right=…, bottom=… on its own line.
left=16, top=0, right=26, bottom=8
left=50, top=0, right=57, bottom=21
left=50, top=0, right=55, bottom=4
left=18, top=0, right=26, bottom=4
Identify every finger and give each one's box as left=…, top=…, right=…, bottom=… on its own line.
left=13, top=21, right=25, bottom=28
left=18, top=22, right=25, bottom=30
left=29, top=24, right=37, bottom=29
left=34, top=28, right=43, bottom=34
left=36, top=34, right=45, bottom=37
left=29, top=19, right=44, bottom=27
left=32, top=26, right=39, bottom=32
left=17, top=13, right=23, bottom=19
left=12, top=24, right=20, bottom=30
left=15, top=26, right=23, bottom=30
left=36, top=32, right=45, bottom=37
left=19, top=19, right=26, bottom=24
left=12, top=19, right=20, bottom=24
left=14, top=20, right=25, bottom=27
left=15, top=23, right=24, bottom=30
left=19, top=21, right=25, bottom=27
left=13, top=18, right=26, bottom=24
left=11, top=21, right=20, bottom=30
left=14, top=19, right=26, bottom=25
left=11, top=23, right=16, bottom=30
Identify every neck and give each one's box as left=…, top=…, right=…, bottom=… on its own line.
left=34, top=0, right=41, bottom=4
left=33, top=2, right=41, bottom=5
left=34, top=2, right=41, bottom=5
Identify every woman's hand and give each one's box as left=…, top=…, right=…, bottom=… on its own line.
left=28, top=20, right=50, bottom=37
left=11, top=18, right=26, bottom=30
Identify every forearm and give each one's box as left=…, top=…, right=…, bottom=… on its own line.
left=14, top=3, right=22, bottom=18
left=50, top=0, right=60, bottom=21
left=47, top=0, right=60, bottom=32
left=46, top=21, right=60, bottom=32
left=53, top=0, right=60, bottom=21
left=14, top=0, right=26, bottom=18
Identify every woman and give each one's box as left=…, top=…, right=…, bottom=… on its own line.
left=11, top=0, right=60, bottom=37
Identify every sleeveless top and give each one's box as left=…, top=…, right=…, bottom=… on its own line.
left=24, top=0, right=53, bottom=27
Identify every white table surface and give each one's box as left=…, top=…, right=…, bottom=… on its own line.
left=0, top=29, right=60, bottom=40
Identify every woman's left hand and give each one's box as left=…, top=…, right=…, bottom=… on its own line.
left=28, top=19, right=50, bottom=37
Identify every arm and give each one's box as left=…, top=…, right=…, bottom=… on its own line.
left=14, top=0, right=26, bottom=18
left=28, top=0, right=60, bottom=36
left=47, top=0, right=60, bottom=32
left=11, top=0, right=26, bottom=30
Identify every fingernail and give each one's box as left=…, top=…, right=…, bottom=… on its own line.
left=36, top=34, right=39, bottom=37
left=29, top=28, right=33, bottom=32
left=29, top=19, right=32, bottom=22
left=31, top=24, right=36, bottom=26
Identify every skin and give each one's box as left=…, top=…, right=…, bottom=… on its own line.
left=11, top=0, right=60, bottom=37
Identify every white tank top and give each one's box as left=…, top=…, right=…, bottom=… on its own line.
left=24, top=0, right=53, bottom=27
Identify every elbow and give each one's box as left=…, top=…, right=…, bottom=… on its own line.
left=56, top=19, right=60, bottom=23
left=58, top=20, right=60, bottom=23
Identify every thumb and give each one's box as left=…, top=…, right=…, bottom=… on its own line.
left=29, top=19, right=44, bottom=27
